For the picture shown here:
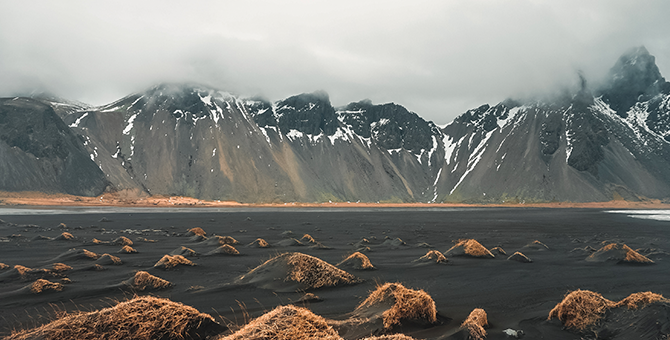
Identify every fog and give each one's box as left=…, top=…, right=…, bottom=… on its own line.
left=1, top=1, right=669, bottom=124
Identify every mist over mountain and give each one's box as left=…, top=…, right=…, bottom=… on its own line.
left=2, top=47, right=670, bottom=203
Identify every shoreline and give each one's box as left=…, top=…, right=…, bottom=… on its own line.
left=1, top=191, right=669, bottom=209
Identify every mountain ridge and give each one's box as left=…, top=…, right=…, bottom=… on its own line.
left=2, top=47, right=670, bottom=203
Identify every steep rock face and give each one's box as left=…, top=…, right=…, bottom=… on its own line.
left=0, top=98, right=109, bottom=196
left=3, top=47, right=670, bottom=203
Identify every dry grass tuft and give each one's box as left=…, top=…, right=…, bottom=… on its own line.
left=113, top=236, right=134, bottom=246
left=239, top=252, right=360, bottom=291
left=154, top=255, right=196, bottom=269
left=28, top=279, right=64, bottom=294
left=6, top=296, right=222, bottom=340
left=615, top=292, right=667, bottom=310
left=210, top=235, right=240, bottom=245
left=301, top=234, right=317, bottom=244
left=586, top=243, right=653, bottom=264
left=490, top=246, right=506, bottom=256
left=126, top=271, right=172, bottom=291
left=247, top=238, right=271, bottom=248
left=0, top=262, right=9, bottom=270
left=444, top=239, right=494, bottom=258
left=170, top=246, right=197, bottom=257
left=186, top=227, right=206, bottom=237
left=337, top=252, right=376, bottom=270
left=361, top=335, right=417, bottom=340
left=96, top=254, right=123, bottom=265
left=118, top=245, right=138, bottom=254
left=416, top=250, right=448, bottom=264
left=55, top=232, right=74, bottom=240
left=548, top=289, right=615, bottom=330
left=355, top=282, right=437, bottom=329
left=50, top=263, right=72, bottom=272
left=221, top=305, right=341, bottom=340
left=507, top=251, right=532, bottom=263
left=460, top=308, right=488, bottom=340
left=91, top=238, right=108, bottom=244
left=207, top=244, right=240, bottom=256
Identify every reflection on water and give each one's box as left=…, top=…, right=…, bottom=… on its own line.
left=607, top=210, right=670, bottom=221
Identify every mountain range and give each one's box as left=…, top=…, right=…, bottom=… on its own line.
left=1, top=46, right=669, bottom=203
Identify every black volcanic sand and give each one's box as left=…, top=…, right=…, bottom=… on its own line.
left=1, top=207, right=669, bottom=339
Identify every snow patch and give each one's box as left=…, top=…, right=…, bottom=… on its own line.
left=69, top=112, right=89, bottom=128
left=450, top=129, right=494, bottom=195
left=123, top=113, right=139, bottom=135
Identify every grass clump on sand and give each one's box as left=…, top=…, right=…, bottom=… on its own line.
left=337, top=252, right=376, bottom=270
left=54, top=232, right=74, bottom=241
left=206, top=235, right=240, bottom=246
left=0, top=263, right=9, bottom=270
left=615, top=292, right=667, bottom=310
left=238, top=252, right=361, bottom=291
left=444, top=239, right=494, bottom=258
left=507, top=251, right=532, bottom=263
left=549, top=289, right=615, bottom=330
left=221, top=305, right=341, bottom=340
left=460, top=308, right=488, bottom=340
left=247, top=238, right=271, bottom=248
left=112, top=236, right=133, bottom=246
left=6, top=296, right=224, bottom=340
left=206, top=244, right=240, bottom=256
left=118, top=245, right=138, bottom=254
left=124, top=271, right=172, bottom=291
left=361, top=336, right=417, bottom=340
left=96, top=254, right=123, bottom=265
left=355, top=282, right=437, bottom=329
left=586, top=243, right=653, bottom=264
left=27, top=279, right=64, bottom=294
left=549, top=290, right=670, bottom=331
left=414, top=250, right=448, bottom=264
left=154, top=255, right=196, bottom=269
left=186, top=227, right=206, bottom=237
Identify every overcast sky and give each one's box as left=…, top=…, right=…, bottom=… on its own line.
left=1, top=1, right=669, bottom=124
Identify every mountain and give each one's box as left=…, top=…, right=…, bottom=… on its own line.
left=2, top=47, right=670, bottom=203
left=0, top=97, right=109, bottom=196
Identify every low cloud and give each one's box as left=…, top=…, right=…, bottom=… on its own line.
left=1, top=0, right=669, bottom=124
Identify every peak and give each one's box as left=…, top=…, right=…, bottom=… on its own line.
left=599, top=46, right=665, bottom=114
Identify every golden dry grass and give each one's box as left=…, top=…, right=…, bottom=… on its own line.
left=460, top=308, right=488, bottom=340
left=490, top=246, right=506, bottom=256
left=361, top=335, right=417, bottom=340
left=154, top=255, right=196, bottom=269
left=337, top=252, right=375, bottom=270
left=549, top=290, right=669, bottom=331
left=247, top=238, right=271, bottom=248
left=301, top=234, right=317, bottom=244
left=55, top=232, right=74, bottom=240
left=586, top=243, right=653, bottom=264
left=7, top=296, right=221, bottom=340
left=615, top=292, right=667, bottom=310
left=187, top=227, right=207, bottom=236
left=221, top=305, right=342, bottom=340
left=91, top=238, right=107, bottom=244
left=215, top=236, right=240, bottom=245
left=355, top=282, right=437, bottom=329
left=239, top=252, right=360, bottom=291
left=507, top=251, right=532, bottom=263
left=113, top=236, right=133, bottom=246
left=445, top=239, right=494, bottom=258
left=417, top=250, right=448, bottom=264
left=28, top=279, right=64, bottom=294
left=0, top=262, right=9, bottom=270
left=96, top=254, right=123, bottom=265
left=118, top=245, right=138, bottom=254
left=126, top=271, right=172, bottom=290
left=50, top=263, right=72, bottom=272
left=208, top=244, right=240, bottom=256
left=548, top=290, right=616, bottom=330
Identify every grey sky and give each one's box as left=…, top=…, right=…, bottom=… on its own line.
left=1, top=1, right=669, bottom=125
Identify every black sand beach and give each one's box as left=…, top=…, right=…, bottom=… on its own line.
left=1, top=207, right=669, bottom=339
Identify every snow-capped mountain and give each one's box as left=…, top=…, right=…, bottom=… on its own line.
left=2, top=47, right=669, bottom=203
